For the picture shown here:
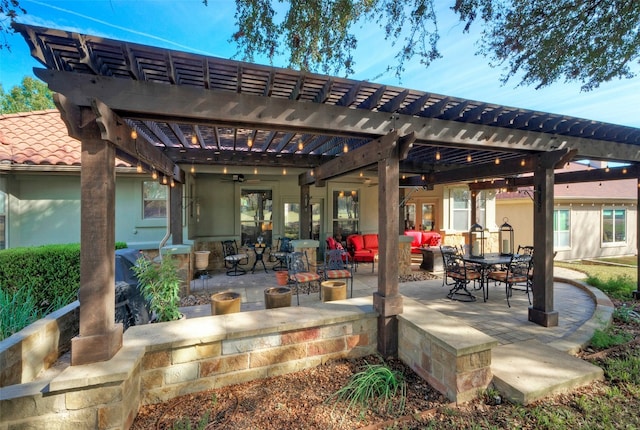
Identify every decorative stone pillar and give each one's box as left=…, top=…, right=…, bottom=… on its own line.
left=398, top=235, right=413, bottom=276
left=290, top=239, right=320, bottom=272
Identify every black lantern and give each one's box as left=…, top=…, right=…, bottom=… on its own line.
left=469, top=223, right=484, bottom=258
left=499, top=217, right=514, bottom=256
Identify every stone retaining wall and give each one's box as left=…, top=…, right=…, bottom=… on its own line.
left=0, top=299, right=377, bottom=429
left=0, top=300, right=79, bottom=387
left=398, top=298, right=498, bottom=403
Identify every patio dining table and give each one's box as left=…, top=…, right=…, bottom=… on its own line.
left=463, top=253, right=515, bottom=301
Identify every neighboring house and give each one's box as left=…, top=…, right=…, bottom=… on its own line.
left=495, top=162, right=637, bottom=261
left=1, top=110, right=636, bottom=262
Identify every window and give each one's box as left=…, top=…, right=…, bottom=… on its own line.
left=421, top=203, right=434, bottom=231
left=553, top=209, right=571, bottom=248
left=451, top=188, right=470, bottom=231
left=0, top=191, right=5, bottom=249
left=241, top=189, right=273, bottom=245
left=143, top=181, right=167, bottom=219
left=475, top=191, right=487, bottom=227
left=404, top=203, right=415, bottom=230
left=283, top=202, right=300, bottom=240
left=332, top=190, right=359, bottom=237
left=602, top=208, right=626, bottom=244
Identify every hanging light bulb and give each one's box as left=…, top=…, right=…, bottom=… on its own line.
left=136, top=161, right=143, bottom=173
left=310, top=169, right=314, bottom=177
left=359, top=171, right=363, bottom=177
left=466, top=153, right=472, bottom=162
left=623, top=167, right=628, bottom=174
left=170, top=178, right=175, bottom=187
left=223, top=166, right=227, bottom=174
left=520, top=159, right=526, bottom=167
left=495, top=157, right=501, bottom=165
left=191, top=135, right=197, bottom=145
left=435, top=150, right=441, bottom=161
left=402, top=174, right=406, bottom=180
left=247, top=137, right=253, bottom=148
left=162, top=175, right=168, bottom=185
left=298, top=139, right=304, bottom=151
left=421, top=174, right=425, bottom=181
left=190, top=162, right=195, bottom=174
left=343, top=143, right=349, bottom=153
left=131, top=129, right=137, bottom=139
left=282, top=168, right=287, bottom=175
left=605, top=164, right=610, bottom=172
left=254, top=166, right=258, bottom=174
left=152, top=169, right=158, bottom=180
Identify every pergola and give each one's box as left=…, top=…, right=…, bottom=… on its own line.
left=14, top=23, right=640, bottom=365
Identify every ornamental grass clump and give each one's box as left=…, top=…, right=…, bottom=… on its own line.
left=328, top=361, right=407, bottom=419
left=132, top=253, right=182, bottom=322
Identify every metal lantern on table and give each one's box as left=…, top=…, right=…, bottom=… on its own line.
left=499, top=217, right=514, bottom=256
left=469, top=223, right=484, bottom=258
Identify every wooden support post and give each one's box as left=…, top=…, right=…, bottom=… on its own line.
left=170, top=182, right=183, bottom=245
left=529, top=159, right=559, bottom=327
left=71, top=133, right=123, bottom=365
left=373, top=155, right=403, bottom=358
left=300, top=184, right=311, bottom=240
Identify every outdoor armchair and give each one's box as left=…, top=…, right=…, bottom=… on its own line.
left=323, top=249, right=353, bottom=298
left=221, top=240, right=248, bottom=276
left=287, top=251, right=321, bottom=305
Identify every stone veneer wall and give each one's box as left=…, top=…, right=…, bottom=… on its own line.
left=398, top=298, right=498, bottom=403
left=0, top=300, right=79, bottom=387
left=1, top=296, right=501, bottom=429
left=0, top=299, right=377, bottom=430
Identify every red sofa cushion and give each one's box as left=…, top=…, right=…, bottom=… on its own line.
left=404, top=230, right=422, bottom=248
left=363, top=234, right=379, bottom=250
left=347, top=234, right=364, bottom=251
left=422, top=232, right=441, bottom=247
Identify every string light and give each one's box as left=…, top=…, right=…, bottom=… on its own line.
left=435, top=151, right=441, bottom=161
left=223, top=166, right=227, bottom=174
left=343, top=143, right=349, bottom=153
left=162, top=175, right=168, bottom=185
left=466, top=153, right=472, bottom=162
left=298, top=139, right=304, bottom=151
left=520, top=159, right=526, bottom=167
left=310, top=170, right=314, bottom=177
left=605, top=164, right=610, bottom=173
left=152, top=169, right=158, bottom=180
left=247, top=137, right=253, bottom=148
left=254, top=167, right=258, bottom=174
left=359, top=171, right=363, bottom=177
left=136, top=161, right=143, bottom=173
left=421, top=174, right=425, bottom=181
left=623, top=168, right=628, bottom=174
left=170, top=178, right=175, bottom=188
left=191, top=135, right=197, bottom=145
left=282, top=168, right=287, bottom=175
left=131, top=129, right=137, bottom=139
left=495, top=157, right=501, bottom=165
left=190, top=162, right=195, bottom=174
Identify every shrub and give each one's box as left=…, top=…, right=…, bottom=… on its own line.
left=586, top=274, right=635, bottom=300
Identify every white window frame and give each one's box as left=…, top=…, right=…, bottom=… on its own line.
left=449, top=187, right=470, bottom=231
left=553, top=208, right=571, bottom=250
left=601, top=207, right=626, bottom=246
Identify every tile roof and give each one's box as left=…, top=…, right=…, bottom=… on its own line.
left=0, top=110, right=129, bottom=167
left=0, top=110, right=81, bottom=166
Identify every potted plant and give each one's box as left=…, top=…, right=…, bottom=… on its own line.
left=132, top=252, right=182, bottom=322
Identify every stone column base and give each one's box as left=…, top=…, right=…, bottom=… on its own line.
left=71, top=323, right=123, bottom=365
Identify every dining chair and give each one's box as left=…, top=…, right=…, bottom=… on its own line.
left=442, top=251, right=482, bottom=302
left=287, top=251, right=322, bottom=305
left=221, top=240, right=248, bottom=276
left=323, top=249, right=353, bottom=298
left=269, top=237, right=292, bottom=271
left=517, top=245, right=534, bottom=256
left=440, top=245, right=460, bottom=288
left=486, top=253, right=531, bottom=307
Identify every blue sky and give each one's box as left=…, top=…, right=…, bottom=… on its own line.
left=1, top=0, right=639, bottom=127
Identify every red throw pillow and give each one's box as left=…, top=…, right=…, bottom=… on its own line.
left=348, top=234, right=364, bottom=251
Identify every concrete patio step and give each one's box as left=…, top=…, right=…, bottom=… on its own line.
left=491, top=339, right=604, bottom=405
